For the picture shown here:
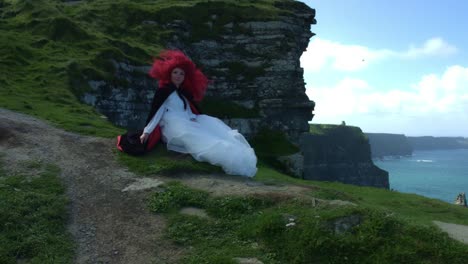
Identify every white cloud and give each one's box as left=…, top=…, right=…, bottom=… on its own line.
left=300, top=38, right=389, bottom=72
left=306, top=66, right=468, bottom=136
left=301, top=37, right=457, bottom=72
left=404, top=38, right=458, bottom=58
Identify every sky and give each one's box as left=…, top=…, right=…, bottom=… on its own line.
left=300, top=0, right=468, bottom=137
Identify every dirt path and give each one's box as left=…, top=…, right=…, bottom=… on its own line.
left=433, top=221, right=468, bottom=244
left=0, top=108, right=183, bottom=264
left=0, top=108, right=323, bottom=263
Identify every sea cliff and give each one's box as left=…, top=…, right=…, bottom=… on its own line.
left=408, top=136, right=468, bottom=150
left=366, top=133, right=413, bottom=158
left=303, top=125, right=389, bottom=188
left=365, top=133, right=468, bottom=157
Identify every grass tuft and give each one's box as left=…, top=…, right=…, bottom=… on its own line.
left=148, top=181, right=209, bottom=213
left=149, top=182, right=468, bottom=263
left=0, top=162, right=74, bottom=264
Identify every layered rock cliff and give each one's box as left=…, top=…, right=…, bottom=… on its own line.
left=366, top=133, right=413, bottom=158
left=76, top=1, right=316, bottom=143
left=408, top=136, right=468, bottom=150
left=365, top=133, right=468, bottom=154
left=302, top=125, right=389, bottom=189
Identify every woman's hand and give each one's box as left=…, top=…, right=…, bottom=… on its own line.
left=140, top=133, right=149, bottom=144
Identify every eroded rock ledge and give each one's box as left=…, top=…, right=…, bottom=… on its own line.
left=80, top=1, right=316, bottom=144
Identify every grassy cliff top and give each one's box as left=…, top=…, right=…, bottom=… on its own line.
left=309, top=123, right=369, bottom=146
left=0, top=0, right=303, bottom=137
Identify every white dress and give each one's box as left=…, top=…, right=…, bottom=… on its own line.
left=143, top=91, right=257, bottom=177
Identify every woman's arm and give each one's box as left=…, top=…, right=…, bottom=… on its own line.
left=140, top=102, right=167, bottom=143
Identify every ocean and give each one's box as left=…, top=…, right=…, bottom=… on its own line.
left=374, top=149, right=468, bottom=203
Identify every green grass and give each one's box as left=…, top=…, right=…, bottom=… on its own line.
left=310, top=123, right=368, bottom=141
left=117, top=143, right=224, bottom=176
left=309, top=123, right=343, bottom=135
left=121, top=141, right=468, bottom=228
left=149, top=182, right=468, bottom=264
left=255, top=167, right=468, bottom=226
left=0, top=3, right=125, bottom=138
left=0, top=162, right=74, bottom=264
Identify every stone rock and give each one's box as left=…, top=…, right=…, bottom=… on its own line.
left=277, top=152, right=304, bottom=178
left=80, top=60, right=155, bottom=129
left=327, top=214, right=362, bottom=235
left=233, top=257, right=264, bottom=264
left=121, top=178, right=164, bottom=192
left=179, top=207, right=209, bottom=218
left=454, top=192, right=467, bottom=207
left=162, top=2, right=316, bottom=143
left=222, top=118, right=261, bottom=139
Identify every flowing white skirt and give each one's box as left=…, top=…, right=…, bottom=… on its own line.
left=160, top=113, right=257, bottom=177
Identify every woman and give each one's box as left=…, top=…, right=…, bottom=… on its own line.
left=140, top=50, right=257, bottom=177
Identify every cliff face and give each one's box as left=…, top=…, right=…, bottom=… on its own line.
left=302, top=125, right=389, bottom=189
left=366, top=133, right=413, bottom=158
left=408, top=136, right=468, bottom=150
left=365, top=133, right=468, bottom=154
left=78, top=1, right=316, bottom=143
left=0, top=0, right=396, bottom=191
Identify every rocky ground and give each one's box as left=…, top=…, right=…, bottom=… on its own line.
left=0, top=108, right=329, bottom=263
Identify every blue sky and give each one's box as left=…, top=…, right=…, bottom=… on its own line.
left=300, top=0, right=468, bottom=137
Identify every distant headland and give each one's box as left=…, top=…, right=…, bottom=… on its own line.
left=366, top=133, right=468, bottom=158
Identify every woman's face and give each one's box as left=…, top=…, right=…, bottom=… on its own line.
left=171, top=67, right=185, bottom=87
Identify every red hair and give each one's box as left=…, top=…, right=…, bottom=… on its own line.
left=148, top=50, right=208, bottom=102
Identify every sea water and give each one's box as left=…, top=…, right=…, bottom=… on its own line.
left=374, top=149, right=468, bottom=203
